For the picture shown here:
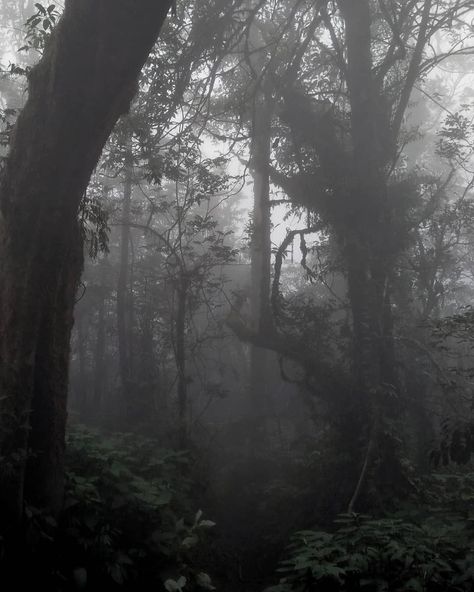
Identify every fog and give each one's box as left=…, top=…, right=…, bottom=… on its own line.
left=1, top=1, right=474, bottom=590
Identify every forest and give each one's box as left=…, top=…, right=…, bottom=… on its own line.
left=1, top=0, right=474, bottom=590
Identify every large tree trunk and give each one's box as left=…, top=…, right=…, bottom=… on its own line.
left=0, top=0, right=172, bottom=532
left=24, top=235, right=83, bottom=513
left=339, top=0, right=400, bottom=507
left=340, top=0, right=398, bottom=388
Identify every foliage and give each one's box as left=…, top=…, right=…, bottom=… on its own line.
left=24, top=425, right=215, bottom=590
left=20, top=3, right=59, bottom=54
left=436, top=110, right=474, bottom=167
left=79, top=192, right=110, bottom=258
left=267, top=512, right=474, bottom=592
left=420, top=472, right=474, bottom=518
left=0, top=106, right=17, bottom=152
left=430, top=418, right=474, bottom=468
left=5, top=3, right=60, bottom=79
left=430, top=306, right=474, bottom=344
left=79, top=187, right=110, bottom=259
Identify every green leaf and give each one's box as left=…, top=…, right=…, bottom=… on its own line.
left=196, top=572, right=215, bottom=590
left=165, top=577, right=187, bottom=592
left=109, top=564, right=124, bottom=585
left=199, top=520, right=216, bottom=528
left=194, top=509, right=203, bottom=523
left=181, top=535, right=199, bottom=549
left=405, top=578, right=424, bottom=592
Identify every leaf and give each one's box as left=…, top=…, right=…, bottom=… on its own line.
left=198, top=520, right=216, bottom=529
left=405, top=578, right=423, bottom=592
left=196, top=572, right=215, bottom=590
left=109, top=563, right=124, bottom=585
left=72, top=567, right=87, bottom=590
left=181, top=535, right=199, bottom=549
left=323, top=565, right=346, bottom=581
left=194, top=509, right=203, bottom=523
left=165, top=577, right=187, bottom=592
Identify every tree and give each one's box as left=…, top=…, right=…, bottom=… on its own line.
left=0, top=0, right=173, bottom=531
left=260, top=0, right=474, bottom=504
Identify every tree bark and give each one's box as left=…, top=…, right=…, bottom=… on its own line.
left=0, top=0, right=173, bottom=530
left=339, top=0, right=401, bottom=505
left=339, top=0, right=394, bottom=390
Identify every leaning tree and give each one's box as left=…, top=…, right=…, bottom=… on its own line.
left=0, top=0, right=174, bottom=532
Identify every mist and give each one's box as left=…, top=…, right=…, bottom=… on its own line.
left=1, top=1, right=474, bottom=590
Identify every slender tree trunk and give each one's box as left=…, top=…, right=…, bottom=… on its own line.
left=117, top=136, right=135, bottom=419
left=249, top=89, right=273, bottom=440
left=136, top=302, right=159, bottom=424
left=93, top=291, right=107, bottom=410
left=250, top=93, right=272, bottom=335
left=76, top=312, right=89, bottom=418
left=0, top=0, right=172, bottom=531
left=247, top=15, right=274, bottom=441
left=176, top=280, right=188, bottom=448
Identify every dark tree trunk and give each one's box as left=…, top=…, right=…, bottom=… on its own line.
left=339, top=0, right=392, bottom=388
left=25, top=239, right=82, bottom=513
left=0, top=0, right=172, bottom=531
left=340, top=0, right=399, bottom=389
left=339, top=0, right=401, bottom=507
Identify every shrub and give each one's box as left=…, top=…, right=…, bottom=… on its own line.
left=266, top=512, right=474, bottom=592
left=24, top=425, right=215, bottom=590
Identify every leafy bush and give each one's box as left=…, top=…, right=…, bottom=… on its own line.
left=420, top=472, right=474, bottom=517
left=266, top=513, right=474, bottom=592
left=25, top=425, right=215, bottom=590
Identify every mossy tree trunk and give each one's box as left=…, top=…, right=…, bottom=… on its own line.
left=339, top=0, right=403, bottom=505
left=0, top=0, right=172, bottom=532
